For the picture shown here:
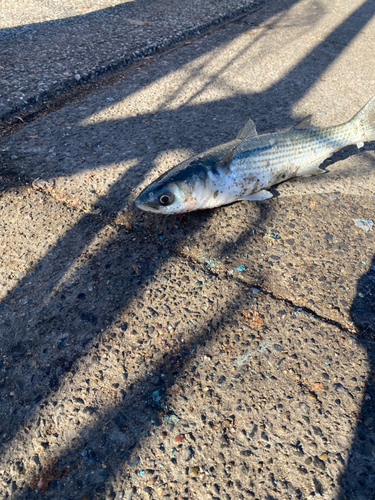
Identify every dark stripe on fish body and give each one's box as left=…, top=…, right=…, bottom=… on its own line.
left=235, top=143, right=274, bottom=160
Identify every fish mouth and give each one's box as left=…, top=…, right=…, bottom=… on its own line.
left=134, top=199, right=160, bottom=213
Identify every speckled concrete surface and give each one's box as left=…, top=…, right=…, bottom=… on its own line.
left=1, top=0, right=375, bottom=499
left=0, top=0, right=264, bottom=121
left=2, top=0, right=134, bottom=28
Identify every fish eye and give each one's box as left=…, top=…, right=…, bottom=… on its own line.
left=158, top=192, right=174, bottom=206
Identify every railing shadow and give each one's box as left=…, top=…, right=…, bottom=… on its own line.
left=0, top=0, right=272, bottom=122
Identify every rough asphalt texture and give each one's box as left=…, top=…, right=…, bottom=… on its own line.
left=0, top=0, right=262, bottom=121
left=1, top=0, right=375, bottom=499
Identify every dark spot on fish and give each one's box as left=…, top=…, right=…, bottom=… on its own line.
left=185, top=159, right=210, bottom=180
left=213, top=190, right=219, bottom=199
left=209, top=165, right=221, bottom=177
left=281, top=173, right=286, bottom=179
left=146, top=156, right=211, bottom=187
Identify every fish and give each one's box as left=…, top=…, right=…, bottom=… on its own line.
left=135, top=96, right=375, bottom=214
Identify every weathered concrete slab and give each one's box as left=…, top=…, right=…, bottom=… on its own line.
left=0, top=186, right=86, bottom=300
left=0, top=0, right=263, bottom=121
left=1, top=0, right=375, bottom=499
left=0, top=245, right=373, bottom=499
left=2, top=0, right=133, bottom=27
left=176, top=186, right=375, bottom=331
left=3, top=0, right=373, bottom=329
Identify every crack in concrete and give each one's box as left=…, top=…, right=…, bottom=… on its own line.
left=259, top=286, right=356, bottom=333
left=0, top=172, right=360, bottom=337
left=176, top=246, right=357, bottom=335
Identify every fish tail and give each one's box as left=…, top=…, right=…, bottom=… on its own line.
left=349, top=95, right=375, bottom=144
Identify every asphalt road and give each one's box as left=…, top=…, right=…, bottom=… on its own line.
left=0, top=0, right=375, bottom=499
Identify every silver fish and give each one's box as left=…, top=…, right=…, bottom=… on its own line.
left=136, top=96, right=375, bottom=214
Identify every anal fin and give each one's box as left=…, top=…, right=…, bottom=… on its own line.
left=242, top=190, right=273, bottom=201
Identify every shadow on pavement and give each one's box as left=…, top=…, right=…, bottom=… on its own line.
left=339, top=256, right=375, bottom=500
left=0, top=0, right=272, bottom=122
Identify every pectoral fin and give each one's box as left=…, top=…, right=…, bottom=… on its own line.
left=242, top=190, right=273, bottom=201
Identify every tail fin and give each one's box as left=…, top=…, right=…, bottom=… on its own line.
left=350, top=95, right=375, bottom=143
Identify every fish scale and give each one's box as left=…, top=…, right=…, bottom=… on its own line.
left=136, top=95, right=375, bottom=214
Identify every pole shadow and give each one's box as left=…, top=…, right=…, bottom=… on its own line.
left=339, top=255, right=375, bottom=500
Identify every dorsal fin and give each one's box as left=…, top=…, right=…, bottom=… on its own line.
left=237, top=118, right=258, bottom=139
left=291, top=114, right=313, bottom=130
left=217, top=121, right=257, bottom=167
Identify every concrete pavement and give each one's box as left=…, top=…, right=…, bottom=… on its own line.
left=0, top=0, right=375, bottom=499
left=0, top=0, right=263, bottom=122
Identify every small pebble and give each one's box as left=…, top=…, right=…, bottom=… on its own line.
left=313, top=456, right=326, bottom=471
left=190, top=466, right=199, bottom=476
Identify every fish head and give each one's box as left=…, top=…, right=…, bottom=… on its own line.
left=135, top=156, right=213, bottom=214
left=135, top=180, right=198, bottom=214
